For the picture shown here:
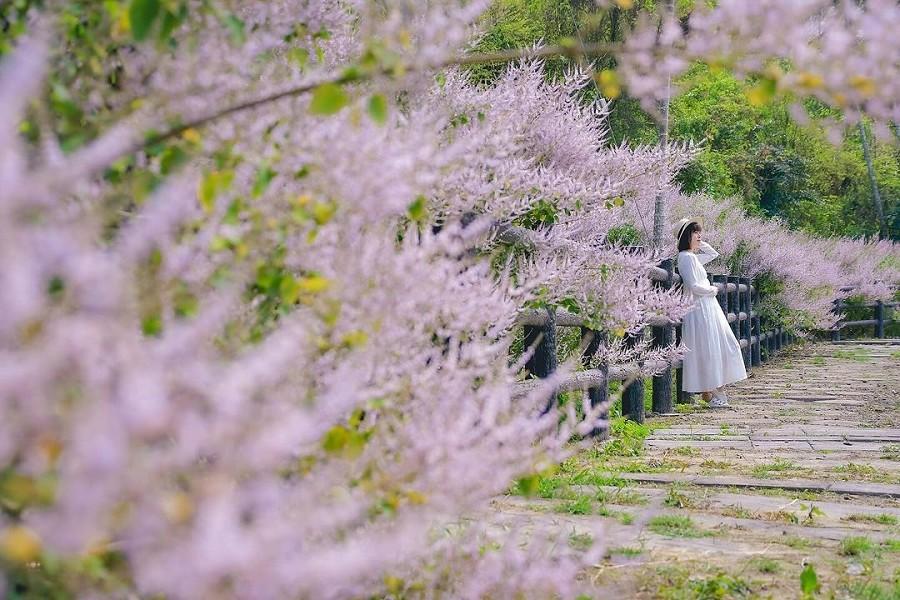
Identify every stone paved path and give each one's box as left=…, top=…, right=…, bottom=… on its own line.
left=492, top=341, right=900, bottom=598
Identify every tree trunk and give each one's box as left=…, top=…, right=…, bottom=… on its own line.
left=858, top=121, right=888, bottom=239
left=652, top=0, right=676, bottom=250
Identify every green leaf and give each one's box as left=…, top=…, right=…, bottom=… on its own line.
left=367, top=94, right=388, bottom=125
left=159, top=145, right=188, bottom=175
left=173, top=285, right=199, bottom=318
left=279, top=275, right=301, bottom=305
left=158, top=6, right=186, bottom=42
left=129, top=0, right=160, bottom=41
left=288, top=47, right=310, bottom=70
left=197, top=170, right=234, bottom=212
left=309, top=83, right=349, bottom=116
left=141, top=314, right=163, bottom=337
left=800, top=564, right=819, bottom=596
left=322, top=426, right=350, bottom=453
left=407, top=195, right=427, bottom=223
left=252, top=165, right=277, bottom=198
left=516, top=475, right=541, bottom=497
left=222, top=14, right=245, bottom=45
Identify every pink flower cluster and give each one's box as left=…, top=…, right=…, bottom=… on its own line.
left=0, top=1, right=897, bottom=598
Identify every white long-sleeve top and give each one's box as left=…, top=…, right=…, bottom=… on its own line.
left=677, top=242, right=720, bottom=298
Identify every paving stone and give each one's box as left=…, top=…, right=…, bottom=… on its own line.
left=829, top=482, right=900, bottom=498
left=810, top=441, right=891, bottom=452
left=750, top=440, right=815, bottom=451
left=646, top=439, right=754, bottom=450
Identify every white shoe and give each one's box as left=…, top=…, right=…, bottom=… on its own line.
left=709, top=389, right=729, bottom=408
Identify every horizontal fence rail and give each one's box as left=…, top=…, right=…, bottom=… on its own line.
left=829, top=298, right=898, bottom=340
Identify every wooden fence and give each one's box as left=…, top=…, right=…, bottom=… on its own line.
left=514, top=259, right=797, bottom=438
left=830, top=296, right=898, bottom=341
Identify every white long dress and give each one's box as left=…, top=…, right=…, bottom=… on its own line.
left=677, top=242, right=747, bottom=393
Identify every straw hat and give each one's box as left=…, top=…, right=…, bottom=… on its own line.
left=674, top=217, right=701, bottom=242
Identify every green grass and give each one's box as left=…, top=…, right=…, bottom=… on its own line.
left=844, top=581, right=900, bottom=600
left=647, top=515, right=707, bottom=538
left=840, top=536, right=876, bottom=556
left=615, top=458, right=687, bottom=473
left=570, top=471, right=627, bottom=488
left=811, top=356, right=826, bottom=365
left=781, top=535, right=812, bottom=549
left=670, top=446, right=702, bottom=457
left=568, top=531, right=594, bottom=551
left=605, top=545, right=642, bottom=558
left=843, top=513, right=898, bottom=526
left=596, top=486, right=648, bottom=506
left=699, top=459, right=735, bottom=470
left=832, top=463, right=878, bottom=477
left=720, top=504, right=758, bottom=520
left=882, top=445, right=900, bottom=461
left=663, top=485, right=703, bottom=510
left=726, top=486, right=826, bottom=501
left=748, top=557, right=780, bottom=574
left=558, top=494, right=593, bottom=515
left=597, top=505, right=635, bottom=525
left=600, top=417, right=655, bottom=457
left=834, top=348, right=872, bottom=363
left=750, top=459, right=807, bottom=478
left=649, top=566, right=752, bottom=600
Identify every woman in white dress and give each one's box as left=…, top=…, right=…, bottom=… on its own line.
left=675, top=218, right=747, bottom=407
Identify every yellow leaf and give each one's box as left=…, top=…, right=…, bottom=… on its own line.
left=614, top=0, right=634, bottom=8
left=398, top=29, right=412, bottom=49
left=796, top=71, right=823, bottom=89
left=594, top=69, right=621, bottom=99
left=406, top=490, right=428, bottom=505
left=38, top=436, right=63, bottom=466
left=1, top=526, right=41, bottom=563
left=341, top=330, right=368, bottom=348
left=384, top=575, right=405, bottom=594
left=745, top=84, right=773, bottom=107
left=161, top=492, right=194, bottom=524
left=181, top=128, right=201, bottom=145
left=849, top=75, right=876, bottom=97
left=311, top=201, right=336, bottom=225
left=298, top=275, right=331, bottom=294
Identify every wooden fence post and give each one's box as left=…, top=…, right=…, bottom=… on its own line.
left=875, top=300, right=885, bottom=338
left=524, top=308, right=557, bottom=378
left=832, top=299, right=843, bottom=342
left=727, top=275, right=740, bottom=340
left=712, top=274, right=727, bottom=316
left=581, top=327, right=609, bottom=439
left=674, top=324, right=692, bottom=404
left=739, top=277, right=751, bottom=370
left=751, top=283, right=761, bottom=367
left=524, top=308, right=557, bottom=413
left=621, top=329, right=645, bottom=424
left=652, top=259, right=674, bottom=414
